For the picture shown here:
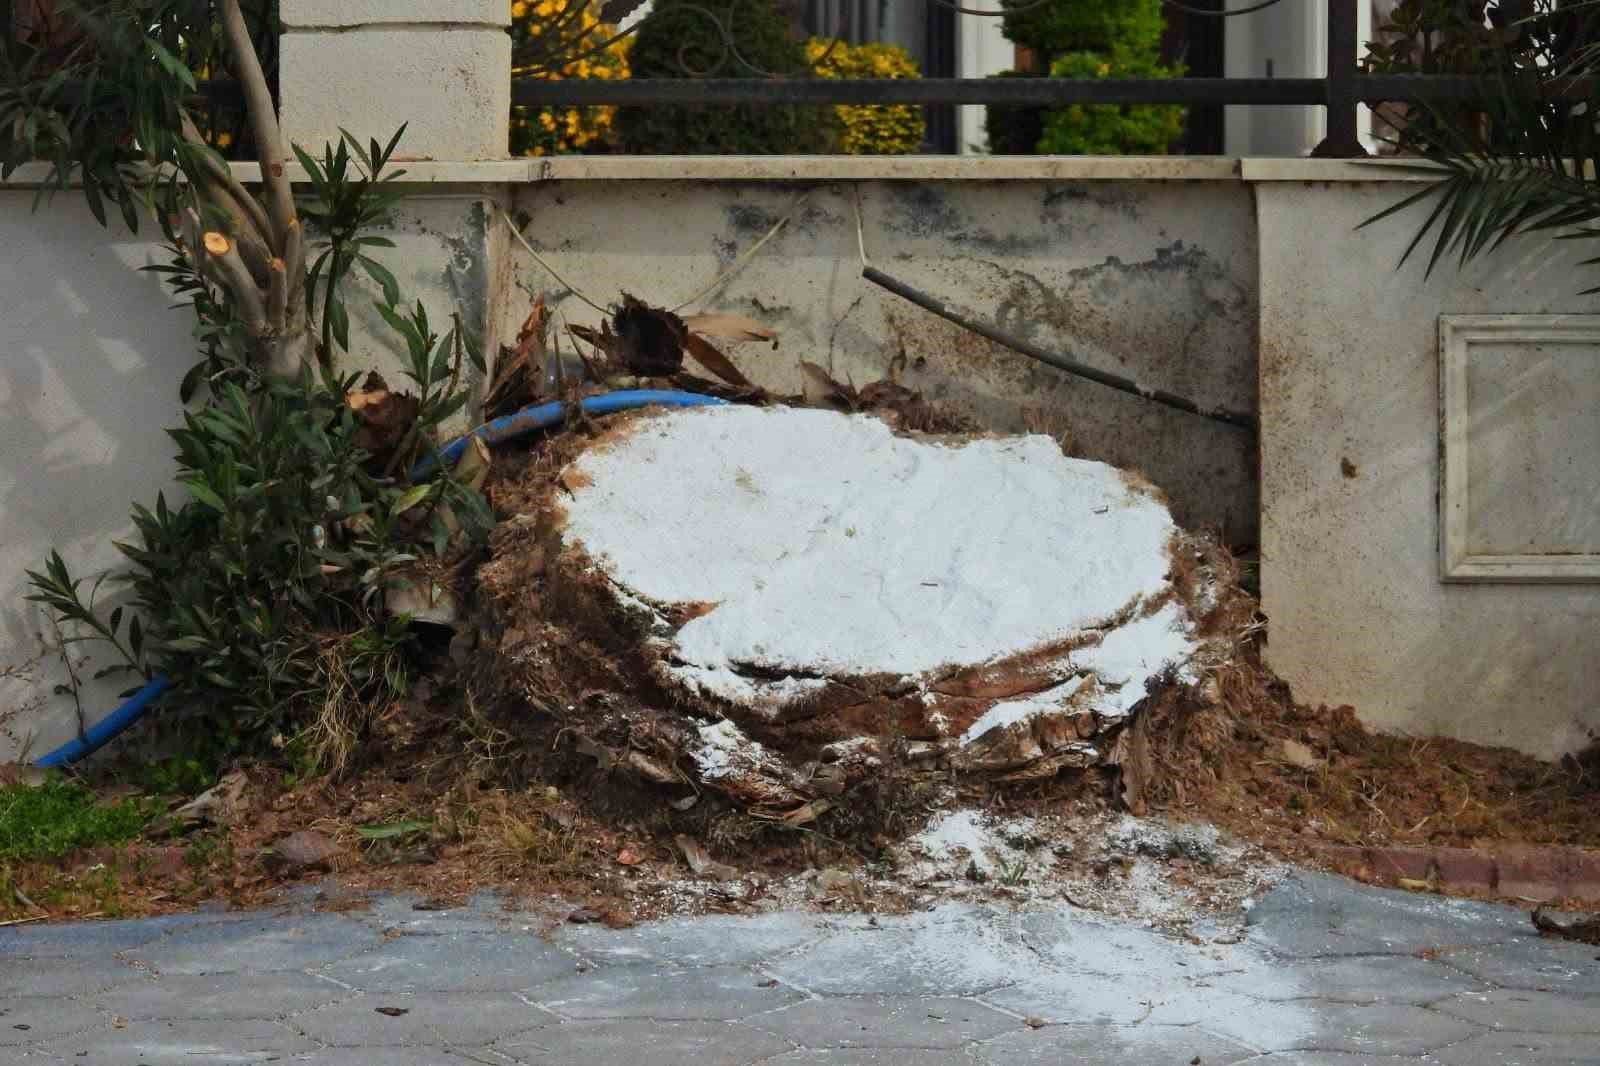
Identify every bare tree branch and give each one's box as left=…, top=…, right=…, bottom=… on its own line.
left=267, top=257, right=289, bottom=328
left=282, top=218, right=307, bottom=321
left=179, top=109, right=274, bottom=254
left=218, top=0, right=296, bottom=255
left=182, top=206, right=267, bottom=334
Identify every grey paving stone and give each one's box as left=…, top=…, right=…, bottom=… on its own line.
left=1006, top=908, right=1308, bottom=1013
left=8, top=890, right=1596, bottom=1066
left=315, top=931, right=581, bottom=992
left=0, top=916, right=177, bottom=959
left=495, top=1019, right=794, bottom=1065
left=1141, top=989, right=1317, bottom=1051
left=749, top=996, right=1017, bottom=1050
left=0, top=955, right=144, bottom=998
left=980, top=923, right=1300, bottom=1032
left=124, top=914, right=377, bottom=975
left=1014, top=908, right=1242, bottom=980
left=1235, top=1049, right=1427, bottom=1056
left=90, top=971, right=353, bottom=1021
left=558, top=912, right=822, bottom=969
left=1433, top=1028, right=1600, bottom=1066
left=1438, top=937, right=1600, bottom=999
left=46, top=1018, right=317, bottom=1064
left=971, top=1022, right=1259, bottom=1065
left=1435, top=989, right=1600, bottom=1034
left=530, top=965, right=804, bottom=1021
left=1286, top=1001, right=1483, bottom=1056
left=1151, top=994, right=1478, bottom=1057
left=1230, top=953, right=1488, bottom=1005
left=0, top=996, right=107, bottom=1046
left=279, top=1050, right=481, bottom=1066
left=1246, top=874, right=1530, bottom=958
left=979, top=977, right=1173, bottom=1026
left=766, top=905, right=1029, bottom=997
left=761, top=1051, right=975, bottom=1065
left=290, top=990, right=556, bottom=1047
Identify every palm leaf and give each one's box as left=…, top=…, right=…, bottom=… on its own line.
left=1365, top=32, right=1600, bottom=292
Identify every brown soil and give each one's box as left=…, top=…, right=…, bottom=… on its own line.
left=8, top=632, right=1596, bottom=928
left=1141, top=645, right=1600, bottom=856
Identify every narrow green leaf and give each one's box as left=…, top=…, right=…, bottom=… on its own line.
left=356, top=819, right=430, bottom=841
left=181, top=479, right=227, bottom=512
left=391, top=484, right=433, bottom=516
left=359, top=255, right=401, bottom=307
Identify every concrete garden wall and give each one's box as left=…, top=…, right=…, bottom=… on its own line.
left=1, top=0, right=1595, bottom=765
left=1255, top=172, right=1600, bottom=761
left=0, top=158, right=1261, bottom=766
left=7, top=154, right=1600, bottom=765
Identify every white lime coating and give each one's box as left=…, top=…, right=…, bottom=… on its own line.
left=908, top=810, right=1038, bottom=877
left=692, top=719, right=770, bottom=781
left=958, top=677, right=1094, bottom=746
left=959, top=600, right=1198, bottom=746
left=560, top=407, right=1191, bottom=710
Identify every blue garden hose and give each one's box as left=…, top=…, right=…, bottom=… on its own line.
left=409, top=389, right=727, bottom=480
left=32, top=674, right=173, bottom=769
left=33, top=389, right=727, bottom=769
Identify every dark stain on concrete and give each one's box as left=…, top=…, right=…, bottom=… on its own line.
left=441, top=201, right=496, bottom=393
left=1041, top=183, right=1145, bottom=224
left=884, top=182, right=1163, bottom=258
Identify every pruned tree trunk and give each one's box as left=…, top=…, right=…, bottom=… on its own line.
left=27, top=0, right=312, bottom=379
left=176, top=0, right=312, bottom=381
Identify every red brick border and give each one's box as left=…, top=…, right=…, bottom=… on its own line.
left=1315, top=843, right=1600, bottom=904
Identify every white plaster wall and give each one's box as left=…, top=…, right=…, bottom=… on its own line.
left=957, top=11, right=1014, bottom=154
left=278, top=0, right=511, bottom=162
left=1258, top=181, right=1600, bottom=761
left=0, top=185, right=502, bottom=765
left=1224, top=2, right=1375, bottom=157
left=0, top=194, right=190, bottom=763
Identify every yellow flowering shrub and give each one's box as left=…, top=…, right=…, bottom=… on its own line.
left=805, top=38, right=925, bottom=155
left=511, top=0, right=630, bottom=156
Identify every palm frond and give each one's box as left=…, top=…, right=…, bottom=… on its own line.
left=1367, top=16, right=1600, bottom=291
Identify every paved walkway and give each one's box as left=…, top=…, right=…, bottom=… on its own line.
left=2, top=872, right=1597, bottom=1065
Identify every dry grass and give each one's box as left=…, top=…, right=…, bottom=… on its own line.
left=300, top=634, right=407, bottom=778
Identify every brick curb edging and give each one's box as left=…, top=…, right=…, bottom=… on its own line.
left=1314, top=843, right=1600, bottom=904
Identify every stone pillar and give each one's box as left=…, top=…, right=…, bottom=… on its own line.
left=279, top=0, right=511, bottom=161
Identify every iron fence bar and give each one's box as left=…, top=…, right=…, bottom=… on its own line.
left=513, top=74, right=1598, bottom=109
left=1356, top=74, right=1597, bottom=102
left=512, top=77, right=1333, bottom=107
left=1312, top=0, right=1366, bottom=157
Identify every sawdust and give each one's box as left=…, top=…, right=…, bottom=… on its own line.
left=1138, top=645, right=1600, bottom=855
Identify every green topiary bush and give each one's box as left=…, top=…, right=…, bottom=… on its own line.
left=806, top=37, right=925, bottom=155
left=995, top=0, right=1184, bottom=156
left=617, top=0, right=838, bottom=154
left=1000, top=0, right=1167, bottom=59
left=1035, top=49, right=1185, bottom=155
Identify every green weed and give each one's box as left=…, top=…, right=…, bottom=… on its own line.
left=0, top=777, right=149, bottom=861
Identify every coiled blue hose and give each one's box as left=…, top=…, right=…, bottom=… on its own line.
left=33, top=390, right=727, bottom=769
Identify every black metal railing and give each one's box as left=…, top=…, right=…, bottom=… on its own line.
left=509, top=0, right=1548, bottom=159
left=9, top=0, right=1571, bottom=161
